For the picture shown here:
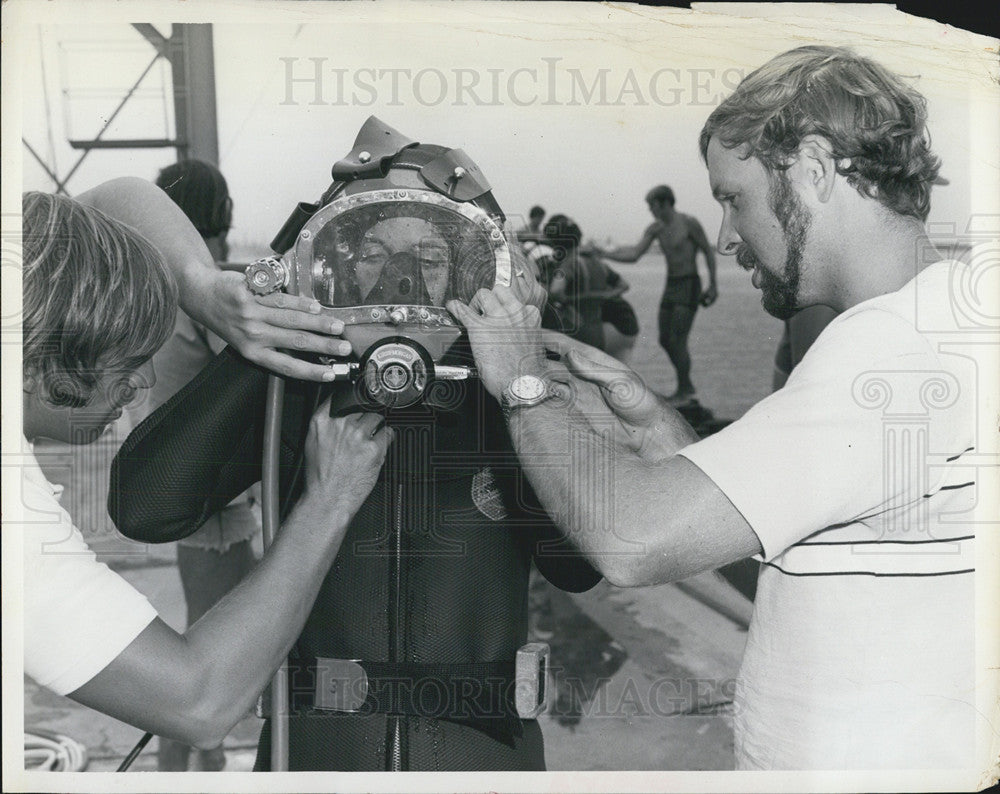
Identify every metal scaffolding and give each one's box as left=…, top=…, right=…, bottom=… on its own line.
left=23, top=23, right=220, bottom=194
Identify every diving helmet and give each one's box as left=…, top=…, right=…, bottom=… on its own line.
left=245, top=116, right=512, bottom=409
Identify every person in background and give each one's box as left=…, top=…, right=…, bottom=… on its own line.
left=540, top=214, right=639, bottom=360
left=536, top=214, right=619, bottom=353
left=143, top=159, right=261, bottom=771
left=516, top=204, right=547, bottom=252
left=599, top=265, right=640, bottom=363
left=590, top=185, right=718, bottom=404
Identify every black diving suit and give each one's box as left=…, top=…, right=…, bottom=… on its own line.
left=109, top=343, right=600, bottom=771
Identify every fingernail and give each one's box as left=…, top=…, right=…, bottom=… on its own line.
left=309, top=301, right=321, bottom=314
left=339, top=342, right=351, bottom=355
left=330, top=320, right=344, bottom=334
left=322, top=369, right=336, bottom=381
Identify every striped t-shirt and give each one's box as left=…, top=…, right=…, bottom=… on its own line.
left=681, top=260, right=983, bottom=769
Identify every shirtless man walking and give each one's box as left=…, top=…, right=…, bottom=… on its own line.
left=592, top=185, right=717, bottom=404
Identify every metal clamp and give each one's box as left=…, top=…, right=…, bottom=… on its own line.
left=314, top=658, right=369, bottom=713
left=434, top=365, right=476, bottom=381
left=320, top=361, right=360, bottom=381
left=514, top=642, right=550, bottom=719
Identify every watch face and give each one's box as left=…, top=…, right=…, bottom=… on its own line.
left=511, top=375, right=546, bottom=401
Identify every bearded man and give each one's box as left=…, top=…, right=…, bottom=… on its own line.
left=449, top=45, right=987, bottom=770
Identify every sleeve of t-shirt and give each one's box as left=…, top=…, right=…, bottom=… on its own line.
left=679, top=309, right=949, bottom=561
left=23, top=472, right=158, bottom=696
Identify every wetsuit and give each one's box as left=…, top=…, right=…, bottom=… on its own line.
left=110, top=344, right=600, bottom=771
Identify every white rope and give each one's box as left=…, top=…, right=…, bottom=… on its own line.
left=25, top=730, right=89, bottom=771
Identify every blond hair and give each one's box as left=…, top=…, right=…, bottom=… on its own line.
left=22, top=191, right=177, bottom=407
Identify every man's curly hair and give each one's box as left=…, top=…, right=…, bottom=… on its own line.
left=699, top=45, right=941, bottom=221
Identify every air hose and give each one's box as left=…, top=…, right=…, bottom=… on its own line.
left=261, top=373, right=290, bottom=771
left=118, top=373, right=289, bottom=773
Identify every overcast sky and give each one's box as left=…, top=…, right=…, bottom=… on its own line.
left=10, top=2, right=999, bottom=258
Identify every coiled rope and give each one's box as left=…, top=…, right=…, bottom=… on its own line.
left=25, top=730, right=88, bottom=771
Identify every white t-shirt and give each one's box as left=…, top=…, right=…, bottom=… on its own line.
left=22, top=440, right=157, bottom=696
left=681, top=261, right=980, bottom=769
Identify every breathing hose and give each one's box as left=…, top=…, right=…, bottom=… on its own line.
left=117, top=376, right=289, bottom=773
left=261, top=372, right=290, bottom=771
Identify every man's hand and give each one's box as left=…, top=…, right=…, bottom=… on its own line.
left=184, top=268, right=353, bottom=381
left=447, top=286, right=550, bottom=398
left=74, top=178, right=350, bottom=382
left=300, top=407, right=393, bottom=524
left=700, top=282, right=719, bottom=308
left=545, top=332, right=699, bottom=461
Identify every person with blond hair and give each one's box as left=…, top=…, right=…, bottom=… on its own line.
left=17, top=183, right=391, bottom=752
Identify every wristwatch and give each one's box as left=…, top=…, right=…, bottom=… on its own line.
left=501, top=374, right=551, bottom=410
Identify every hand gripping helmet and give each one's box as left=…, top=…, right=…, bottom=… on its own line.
left=246, top=116, right=513, bottom=409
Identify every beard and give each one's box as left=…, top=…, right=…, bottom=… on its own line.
left=737, top=173, right=812, bottom=321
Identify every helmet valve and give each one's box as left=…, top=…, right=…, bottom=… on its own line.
left=244, top=257, right=290, bottom=296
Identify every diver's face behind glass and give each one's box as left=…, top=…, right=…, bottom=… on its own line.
left=287, top=188, right=514, bottom=410
left=300, top=190, right=508, bottom=314
left=418, top=234, right=451, bottom=306
left=349, top=217, right=451, bottom=306
left=355, top=236, right=390, bottom=301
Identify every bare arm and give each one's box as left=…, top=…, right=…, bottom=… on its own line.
left=448, top=289, right=761, bottom=587
left=76, top=177, right=350, bottom=381
left=69, top=409, right=392, bottom=749
left=686, top=216, right=719, bottom=306
left=592, top=224, right=659, bottom=263
left=505, top=380, right=758, bottom=586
